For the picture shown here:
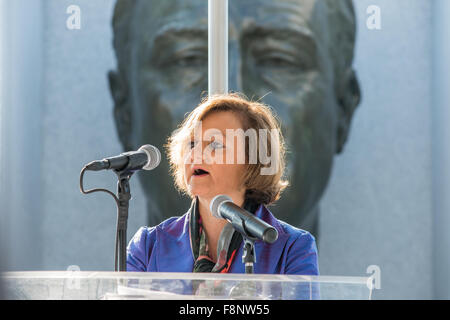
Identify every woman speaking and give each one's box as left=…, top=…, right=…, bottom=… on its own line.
left=127, top=93, right=319, bottom=275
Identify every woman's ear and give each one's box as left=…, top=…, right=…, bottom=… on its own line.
left=335, top=68, right=361, bottom=154
left=108, top=69, right=133, bottom=150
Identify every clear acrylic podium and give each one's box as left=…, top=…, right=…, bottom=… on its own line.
left=2, top=272, right=373, bottom=300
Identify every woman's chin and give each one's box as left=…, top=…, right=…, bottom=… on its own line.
left=189, top=188, right=212, bottom=199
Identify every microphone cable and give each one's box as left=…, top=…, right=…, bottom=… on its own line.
left=79, top=166, right=122, bottom=272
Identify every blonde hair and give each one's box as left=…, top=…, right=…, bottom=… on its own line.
left=164, top=93, right=289, bottom=205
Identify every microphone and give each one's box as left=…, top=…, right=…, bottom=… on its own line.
left=210, top=195, right=278, bottom=244
left=84, top=144, right=161, bottom=172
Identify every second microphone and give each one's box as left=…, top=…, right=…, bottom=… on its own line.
left=210, top=194, right=279, bottom=244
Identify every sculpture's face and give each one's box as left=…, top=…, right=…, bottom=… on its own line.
left=111, top=0, right=359, bottom=228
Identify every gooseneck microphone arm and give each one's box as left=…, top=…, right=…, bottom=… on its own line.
left=80, top=145, right=160, bottom=272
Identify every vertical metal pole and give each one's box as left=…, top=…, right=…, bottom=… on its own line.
left=432, top=0, right=450, bottom=299
left=208, top=0, right=228, bottom=96
left=115, top=172, right=132, bottom=272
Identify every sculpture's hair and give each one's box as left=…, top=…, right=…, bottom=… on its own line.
left=111, top=0, right=357, bottom=81
left=164, top=93, right=289, bottom=205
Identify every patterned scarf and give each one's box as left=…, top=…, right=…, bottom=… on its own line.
left=189, top=196, right=259, bottom=273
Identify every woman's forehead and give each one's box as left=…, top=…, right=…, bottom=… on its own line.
left=200, top=110, right=244, bottom=129
left=187, top=117, right=243, bottom=142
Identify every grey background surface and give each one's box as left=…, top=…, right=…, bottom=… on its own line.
left=1, top=0, right=449, bottom=299
left=320, top=0, right=433, bottom=299
left=41, top=0, right=147, bottom=272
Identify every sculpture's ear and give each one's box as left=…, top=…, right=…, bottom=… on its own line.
left=335, top=68, right=361, bottom=154
left=108, top=69, right=133, bottom=151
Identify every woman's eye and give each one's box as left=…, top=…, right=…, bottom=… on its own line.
left=189, top=141, right=197, bottom=149
left=209, top=141, right=224, bottom=149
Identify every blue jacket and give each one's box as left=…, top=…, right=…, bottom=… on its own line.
left=127, top=203, right=319, bottom=275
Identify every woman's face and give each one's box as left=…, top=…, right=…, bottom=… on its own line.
left=184, top=111, right=247, bottom=203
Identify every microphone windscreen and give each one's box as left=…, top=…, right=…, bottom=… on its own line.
left=263, top=228, right=279, bottom=244
left=210, top=194, right=232, bottom=219
left=139, top=144, right=161, bottom=170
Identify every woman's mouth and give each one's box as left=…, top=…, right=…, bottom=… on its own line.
left=192, top=168, right=209, bottom=177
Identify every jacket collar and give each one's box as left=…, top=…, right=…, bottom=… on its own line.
left=254, top=203, right=287, bottom=237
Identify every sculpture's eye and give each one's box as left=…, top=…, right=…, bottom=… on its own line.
left=174, top=52, right=207, bottom=67
left=257, top=53, right=298, bottom=69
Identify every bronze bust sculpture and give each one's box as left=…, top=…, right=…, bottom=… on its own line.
left=108, top=0, right=361, bottom=237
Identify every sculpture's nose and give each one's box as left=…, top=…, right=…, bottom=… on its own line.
left=228, top=41, right=243, bottom=93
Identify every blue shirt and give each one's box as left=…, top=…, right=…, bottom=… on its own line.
left=127, top=203, right=319, bottom=275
